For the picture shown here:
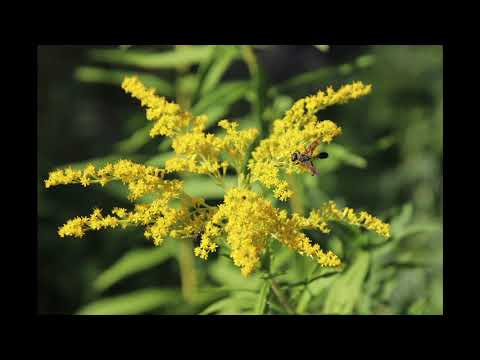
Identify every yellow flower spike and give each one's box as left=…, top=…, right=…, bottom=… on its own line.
left=316, top=201, right=390, bottom=239
left=47, top=75, right=390, bottom=280
left=58, top=217, right=88, bottom=238
left=112, top=207, right=127, bottom=218
left=248, top=81, right=371, bottom=201
left=194, top=188, right=343, bottom=276
left=122, top=76, right=194, bottom=138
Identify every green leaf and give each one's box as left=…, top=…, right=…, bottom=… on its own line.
left=191, top=45, right=241, bottom=106
left=190, top=81, right=250, bottom=129
left=254, top=281, right=271, bottom=314
left=355, top=55, right=376, bottom=68
left=182, top=175, right=237, bottom=198
left=272, top=54, right=376, bottom=93
left=208, top=256, right=261, bottom=290
left=145, top=152, right=174, bottom=167
left=323, top=251, right=370, bottom=314
left=198, top=291, right=257, bottom=315
left=74, top=67, right=173, bottom=96
left=191, top=81, right=249, bottom=116
left=198, top=297, right=234, bottom=315
left=190, top=46, right=219, bottom=106
left=394, top=222, right=441, bottom=241
left=327, top=143, right=367, bottom=168
left=114, top=125, right=152, bottom=154
left=201, top=46, right=240, bottom=95
left=89, top=46, right=214, bottom=69
left=76, top=288, right=181, bottom=315
left=94, top=242, right=175, bottom=292
left=176, top=74, right=197, bottom=97
left=391, top=203, right=414, bottom=236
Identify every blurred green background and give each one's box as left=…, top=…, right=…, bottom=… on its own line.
left=38, top=45, right=443, bottom=315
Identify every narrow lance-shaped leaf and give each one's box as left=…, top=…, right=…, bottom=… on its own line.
left=74, top=67, right=173, bottom=96
left=94, top=241, right=175, bottom=292
left=89, top=45, right=214, bottom=69
left=76, top=288, right=181, bottom=315
left=255, top=281, right=271, bottom=314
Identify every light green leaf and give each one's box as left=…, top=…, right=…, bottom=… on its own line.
left=355, top=55, right=376, bottom=68
left=391, top=203, right=414, bottom=236
left=191, top=45, right=240, bottom=106
left=114, top=125, right=152, bottom=154
left=255, top=281, right=271, bottom=314
left=199, top=292, right=257, bottom=315
left=74, top=67, right=173, bottom=95
left=201, top=46, right=240, bottom=95
left=191, top=81, right=249, bottom=116
left=198, top=297, right=235, bottom=315
left=394, top=222, right=441, bottom=241
left=94, top=242, right=175, bottom=292
left=323, top=251, right=370, bottom=314
left=89, top=46, right=214, bottom=69
left=76, top=288, right=181, bottom=315
left=327, top=143, right=367, bottom=168
left=177, top=74, right=197, bottom=97
left=182, top=175, right=237, bottom=198
left=208, top=256, right=261, bottom=290
left=145, top=152, right=174, bottom=167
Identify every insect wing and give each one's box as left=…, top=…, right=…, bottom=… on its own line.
left=303, top=161, right=319, bottom=176
left=305, top=139, right=321, bottom=156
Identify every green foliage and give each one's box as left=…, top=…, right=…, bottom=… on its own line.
left=76, top=288, right=181, bottom=315
left=323, top=251, right=370, bottom=314
left=94, top=241, right=175, bottom=292
left=39, top=45, right=443, bottom=315
left=75, top=67, right=173, bottom=96
left=89, top=45, right=213, bottom=69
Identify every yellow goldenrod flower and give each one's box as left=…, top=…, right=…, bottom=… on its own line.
left=195, top=188, right=337, bottom=276
left=122, top=76, right=196, bottom=138
left=44, top=159, right=181, bottom=201
left=318, top=201, right=390, bottom=238
left=47, top=75, right=389, bottom=280
left=249, top=81, right=372, bottom=201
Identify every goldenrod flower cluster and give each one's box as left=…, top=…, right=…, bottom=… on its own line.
left=123, top=77, right=258, bottom=179
left=45, top=76, right=388, bottom=277
left=194, top=188, right=342, bottom=276
left=249, top=81, right=372, bottom=200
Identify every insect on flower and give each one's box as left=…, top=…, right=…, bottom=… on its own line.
left=291, top=139, right=329, bottom=176
left=194, top=229, right=204, bottom=245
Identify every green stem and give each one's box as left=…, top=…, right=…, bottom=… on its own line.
left=241, top=45, right=268, bottom=137
left=174, top=50, right=197, bottom=303
left=240, top=45, right=268, bottom=176
left=287, top=174, right=305, bottom=216
left=270, top=279, right=295, bottom=315
left=178, top=238, right=197, bottom=303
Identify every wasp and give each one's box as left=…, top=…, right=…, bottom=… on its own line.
left=193, top=227, right=205, bottom=246
left=291, top=139, right=328, bottom=176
